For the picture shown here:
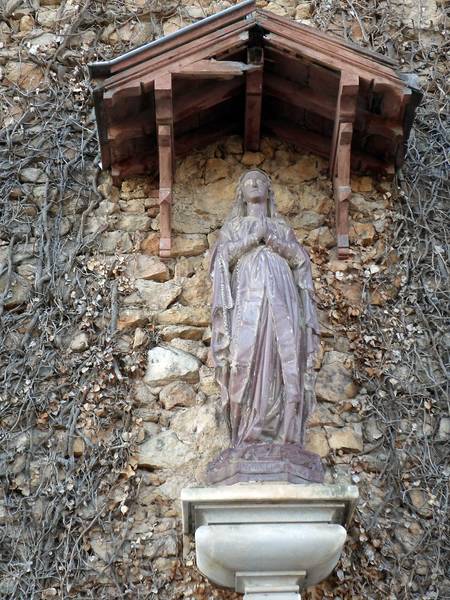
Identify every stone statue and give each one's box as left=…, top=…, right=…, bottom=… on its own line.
left=207, top=169, right=324, bottom=484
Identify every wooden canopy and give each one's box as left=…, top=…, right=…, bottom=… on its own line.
left=89, top=0, right=421, bottom=258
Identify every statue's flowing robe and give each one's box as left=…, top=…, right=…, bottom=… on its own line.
left=210, top=216, right=320, bottom=446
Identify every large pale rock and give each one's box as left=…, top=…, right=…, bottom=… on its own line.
left=141, top=233, right=207, bottom=257
left=408, top=489, right=432, bottom=518
left=298, top=186, right=332, bottom=214
left=308, top=404, right=344, bottom=428
left=36, top=8, right=59, bottom=27
left=180, top=270, right=211, bottom=306
left=241, top=152, right=265, bottom=167
left=277, top=156, right=321, bottom=184
left=131, top=255, right=170, bottom=282
left=117, top=308, right=148, bottom=331
left=266, top=1, right=288, bottom=16
left=306, top=226, right=335, bottom=249
left=349, top=193, right=387, bottom=216
left=349, top=222, right=376, bottom=246
left=0, top=273, right=31, bottom=309
left=160, top=325, right=205, bottom=341
left=69, top=332, right=89, bottom=352
left=143, top=531, right=178, bottom=560
left=169, top=338, right=208, bottom=362
left=99, top=231, right=133, bottom=254
left=120, top=178, right=154, bottom=200
left=4, top=62, right=44, bottom=91
left=159, top=381, right=196, bottom=410
left=170, top=207, right=211, bottom=234
left=157, top=305, right=210, bottom=327
left=110, top=213, right=151, bottom=232
left=304, top=428, right=329, bottom=457
left=327, top=426, right=363, bottom=453
left=199, top=365, right=220, bottom=396
left=194, top=179, right=236, bottom=223
left=132, top=280, right=181, bottom=311
left=437, top=417, right=450, bottom=441
left=27, top=32, right=59, bottom=49
left=290, top=211, right=326, bottom=231
left=295, top=2, right=311, bottom=19
left=144, top=346, right=201, bottom=386
left=204, top=158, right=231, bottom=183
left=138, top=431, right=195, bottom=469
left=271, top=184, right=296, bottom=214
left=19, top=14, right=35, bottom=31
left=174, top=256, right=203, bottom=278
left=316, top=351, right=358, bottom=403
left=170, top=403, right=218, bottom=447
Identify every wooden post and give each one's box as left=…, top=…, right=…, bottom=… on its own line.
left=244, top=47, right=263, bottom=151
left=330, top=71, right=359, bottom=258
left=333, top=122, right=353, bottom=257
left=154, top=74, right=174, bottom=258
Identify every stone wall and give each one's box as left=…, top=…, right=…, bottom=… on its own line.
left=1, top=0, right=448, bottom=598
left=81, top=136, right=400, bottom=594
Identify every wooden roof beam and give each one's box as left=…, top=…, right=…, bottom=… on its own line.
left=259, top=11, right=401, bottom=84
left=264, top=118, right=331, bottom=158
left=173, top=59, right=251, bottom=79
left=174, top=78, right=244, bottom=123
left=245, top=46, right=263, bottom=151
left=264, top=72, right=336, bottom=121
left=264, top=32, right=402, bottom=90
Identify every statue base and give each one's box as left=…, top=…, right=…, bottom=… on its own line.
left=181, top=483, right=359, bottom=599
left=206, top=443, right=324, bottom=485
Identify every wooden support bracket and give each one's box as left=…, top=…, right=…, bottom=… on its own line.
left=333, top=122, right=353, bottom=258
left=244, top=47, right=263, bottom=151
left=330, top=72, right=359, bottom=258
left=155, top=75, right=174, bottom=258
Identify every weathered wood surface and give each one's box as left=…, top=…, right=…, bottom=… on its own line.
left=155, top=75, right=174, bottom=258
left=244, top=47, right=263, bottom=151
left=90, top=1, right=420, bottom=257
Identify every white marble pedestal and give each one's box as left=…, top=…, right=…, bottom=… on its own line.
left=181, top=483, right=358, bottom=600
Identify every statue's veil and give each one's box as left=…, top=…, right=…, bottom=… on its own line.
left=224, top=169, right=280, bottom=223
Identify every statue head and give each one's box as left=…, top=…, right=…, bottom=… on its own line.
left=241, top=170, right=270, bottom=206
left=227, top=169, right=279, bottom=221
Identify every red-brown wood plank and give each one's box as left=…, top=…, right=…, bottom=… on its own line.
left=333, top=122, right=353, bottom=257
left=258, top=10, right=400, bottom=82
left=155, top=74, right=174, bottom=258
left=173, top=77, right=244, bottom=122
left=264, top=72, right=336, bottom=120
left=173, top=59, right=249, bottom=79
left=244, top=47, right=263, bottom=151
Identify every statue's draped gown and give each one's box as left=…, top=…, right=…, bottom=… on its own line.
left=210, top=215, right=320, bottom=447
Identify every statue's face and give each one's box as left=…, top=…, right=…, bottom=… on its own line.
left=242, top=171, right=269, bottom=205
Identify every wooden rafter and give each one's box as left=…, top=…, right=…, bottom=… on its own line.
left=244, top=47, right=263, bottom=151
left=173, top=59, right=250, bottom=79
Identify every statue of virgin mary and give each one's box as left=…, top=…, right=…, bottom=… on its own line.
left=208, top=169, right=323, bottom=485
